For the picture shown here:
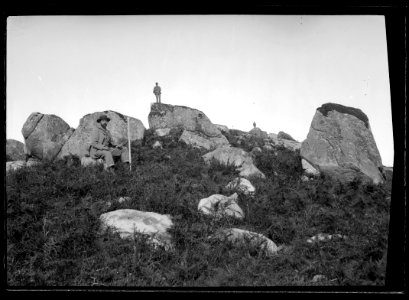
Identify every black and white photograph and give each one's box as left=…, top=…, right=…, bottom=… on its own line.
left=4, top=11, right=405, bottom=292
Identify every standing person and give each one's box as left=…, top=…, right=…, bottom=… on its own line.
left=153, top=82, right=161, bottom=103
left=89, top=114, right=130, bottom=175
left=253, top=121, right=256, bottom=128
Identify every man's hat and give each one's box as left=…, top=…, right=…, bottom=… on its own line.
left=97, top=114, right=111, bottom=122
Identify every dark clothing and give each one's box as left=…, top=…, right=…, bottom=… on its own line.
left=154, top=85, right=162, bottom=103
left=89, top=123, right=129, bottom=167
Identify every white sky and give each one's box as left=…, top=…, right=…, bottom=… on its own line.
left=6, top=15, right=394, bottom=166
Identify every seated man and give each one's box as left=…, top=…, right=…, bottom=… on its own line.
left=90, top=114, right=130, bottom=174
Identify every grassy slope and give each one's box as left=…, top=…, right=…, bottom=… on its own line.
left=6, top=129, right=391, bottom=286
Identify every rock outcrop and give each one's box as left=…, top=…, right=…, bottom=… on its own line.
left=202, top=147, right=265, bottom=179
left=198, top=193, right=244, bottom=220
left=58, top=111, right=145, bottom=159
left=301, top=103, right=384, bottom=184
left=249, top=127, right=269, bottom=139
left=22, top=112, right=74, bottom=161
left=6, top=139, right=25, bottom=161
left=148, top=103, right=229, bottom=150
left=277, top=131, right=296, bottom=141
left=99, top=209, right=174, bottom=251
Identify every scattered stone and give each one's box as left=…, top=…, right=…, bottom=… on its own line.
left=198, top=193, right=244, bottom=220
left=117, top=197, right=131, bottom=204
left=202, top=147, right=265, bottom=179
left=263, top=144, right=274, bottom=151
left=6, top=139, right=25, bottom=161
left=307, top=233, right=347, bottom=244
left=302, top=159, right=320, bottom=176
left=226, top=178, right=256, bottom=196
left=81, top=156, right=105, bottom=168
left=301, top=103, right=384, bottom=184
left=152, top=141, right=163, bottom=149
left=312, top=275, right=327, bottom=283
left=212, top=228, right=279, bottom=256
left=301, top=175, right=310, bottom=182
left=99, top=209, right=174, bottom=251
left=154, top=128, right=171, bottom=137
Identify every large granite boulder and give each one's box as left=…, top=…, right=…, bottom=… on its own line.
left=202, top=147, right=265, bottom=179
left=99, top=209, right=174, bottom=251
left=148, top=103, right=229, bottom=150
left=6, top=139, right=25, bottom=161
left=22, top=112, right=74, bottom=161
left=249, top=127, right=269, bottom=139
left=278, top=131, right=296, bottom=141
left=301, top=103, right=384, bottom=184
left=58, top=110, right=145, bottom=159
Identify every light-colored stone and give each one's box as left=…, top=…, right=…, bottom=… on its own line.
left=148, top=103, right=223, bottom=138
left=307, top=233, right=347, bottom=244
left=179, top=130, right=230, bottom=150
left=312, top=275, right=327, bottom=283
left=202, top=147, right=265, bottom=179
left=249, top=127, right=269, bottom=139
left=81, top=156, right=105, bottom=168
left=22, top=112, right=74, bottom=161
left=301, top=104, right=384, bottom=184
left=226, top=178, right=256, bottom=195
left=263, top=144, right=274, bottom=151
left=212, top=228, right=279, bottom=256
left=6, top=161, right=26, bottom=172
left=215, top=124, right=229, bottom=134
left=198, top=193, right=244, bottom=220
left=100, top=209, right=174, bottom=250
left=58, top=111, right=145, bottom=159
left=6, top=139, right=25, bottom=161
left=152, top=141, right=163, bottom=149
left=301, top=159, right=320, bottom=176
left=118, top=197, right=131, bottom=203
left=154, top=128, right=171, bottom=137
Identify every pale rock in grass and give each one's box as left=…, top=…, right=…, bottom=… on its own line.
left=202, top=147, right=265, bottom=179
left=152, top=140, right=163, bottom=149
left=307, top=233, right=347, bottom=244
left=301, top=159, right=320, bottom=176
left=100, top=209, right=174, bottom=251
left=263, top=144, right=274, bottom=151
left=226, top=178, right=256, bottom=196
left=212, top=228, right=279, bottom=256
left=6, top=161, right=26, bottom=173
left=198, top=193, right=244, bottom=220
left=154, top=128, right=171, bottom=137
left=117, top=197, right=131, bottom=203
left=312, top=275, right=327, bottom=283
left=81, top=156, right=106, bottom=168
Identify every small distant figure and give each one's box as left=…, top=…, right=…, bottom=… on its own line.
left=253, top=121, right=256, bottom=128
left=153, top=82, right=161, bottom=103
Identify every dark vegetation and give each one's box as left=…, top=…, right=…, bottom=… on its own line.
left=317, top=103, right=369, bottom=128
left=6, top=129, right=391, bottom=286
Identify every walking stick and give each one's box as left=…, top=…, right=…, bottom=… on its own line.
left=127, top=117, right=132, bottom=171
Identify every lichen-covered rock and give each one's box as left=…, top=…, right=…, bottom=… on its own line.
left=22, top=112, right=74, bottom=161
left=249, top=127, right=269, bottom=139
left=148, top=103, right=223, bottom=138
left=278, top=131, right=296, bottom=141
left=212, top=228, right=279, bottom=256
left=301, top=103, right=384, bottom=184
left=301, top=159, right=320, bottom=176
left=58, top=111, right=145, bottom=159
left=202, top=147, right=265, bottom=179
left=198, top=193, right=244, bottom=220
left=226, top=178, right=255, bottom=195
left=6, top=139, right=25, bottom=161
left=179, top=130, right=230, bottom=150
left=99, top=209, right=174, bottom=251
